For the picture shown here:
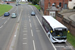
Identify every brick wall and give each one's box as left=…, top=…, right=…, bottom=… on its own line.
left=44, top=0, right=68, bottom=15
left=44, top=0, right=49, bottom=15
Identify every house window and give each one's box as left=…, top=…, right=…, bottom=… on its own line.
left=59, top=2, right=61, bottom=7
left=54, top=2, right=56, bottom=6
left=48, top=3, right=50, bottom=7
left=69, top=0, right=72, bottom=1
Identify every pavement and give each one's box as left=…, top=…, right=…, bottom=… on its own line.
left=61, top=12, right=75, bottom=22
left=69, top=14, right=75, bottom=22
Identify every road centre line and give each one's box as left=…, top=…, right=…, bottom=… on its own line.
left=29, top=19, right=31, bottom=22
left=23, top=38, right=27, bottom=39
left=29, top=6, right=56, bottom=50
left=33, top=40, right=36, bottom=50
left=31, top=29, right=33, bottom=36
left=30, top=23, right=32, bottom=28
left=29, top=5, right=34, bottom=11
left=35, top=15, right=57, bottom=50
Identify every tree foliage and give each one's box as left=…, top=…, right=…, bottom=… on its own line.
left=28, top=0, right=40, bottom=5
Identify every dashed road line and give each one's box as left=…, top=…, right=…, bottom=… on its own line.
left=29, top=19, right=31, bottom=22
left=23, top=43, right=27, bottom=44
left=33, top=40, right=36, bottom=50
left=31, top=29, right=33, bottom=36
left=30, top=23, right=32, bottom=28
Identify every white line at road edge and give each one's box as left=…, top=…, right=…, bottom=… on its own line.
left=28, top=5, right=34, bottom=11
left=9, top=9, right=23, bottom=50
left=31, top=29, right=33, bottom=36
left=36, top=15, right=57, bottom=50
left=33, top=40, right=36, bottom=50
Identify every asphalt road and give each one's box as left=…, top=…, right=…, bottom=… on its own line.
left=14, top=4, right=55, bottom=50
left=0, top=3, right=73, bottom=50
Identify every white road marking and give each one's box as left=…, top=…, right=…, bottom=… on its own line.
left=24, top=28, right=27, bottom=29
left=23, top=31, right=27, bottom=32
left=4, top=21, right=7, bottom=24
left=0, top=25, right=3, bottom=28
left=23, top=34, right=27, bottom=35
left=2, top=18, right=5, bottom=19
left=29, top=16, right=30, bottom=18
left=30, top=23, right=32, bottom=28
left=23, top=38, right=27, bottom=39
left=36, top=15, right=57, bottom=50
left=29, top=19, right=31, bottom=22
left=33, top=40, right=36, bottom=50
left=28, top=5, right=34, bottom=11
left=31, top=29, right=33, bottom=36
left=23, top=43, right=27, bottom=44
left=14, top=35, right=16, bottom=37
left=29, top=6, right=56, bottom=50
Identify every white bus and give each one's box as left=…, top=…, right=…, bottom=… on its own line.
left=42, top=16, right=68, bottom=43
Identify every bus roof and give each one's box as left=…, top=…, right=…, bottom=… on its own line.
left=43, top=16, right=67, bottom=30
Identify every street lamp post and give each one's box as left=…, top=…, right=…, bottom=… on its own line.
left=16, top=0, right=19, bottom=16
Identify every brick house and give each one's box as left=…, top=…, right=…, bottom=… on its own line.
left=40, top=0, right=69, bottom=15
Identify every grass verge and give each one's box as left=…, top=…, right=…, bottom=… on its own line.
left=67, top=32, right=75, bottom=48
left=29, top=3, right=41, bottom=10
left=0, top=4, right=12, bottom=16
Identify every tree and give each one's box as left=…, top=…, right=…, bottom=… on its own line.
left=32, top=0, right=40, bottom=5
